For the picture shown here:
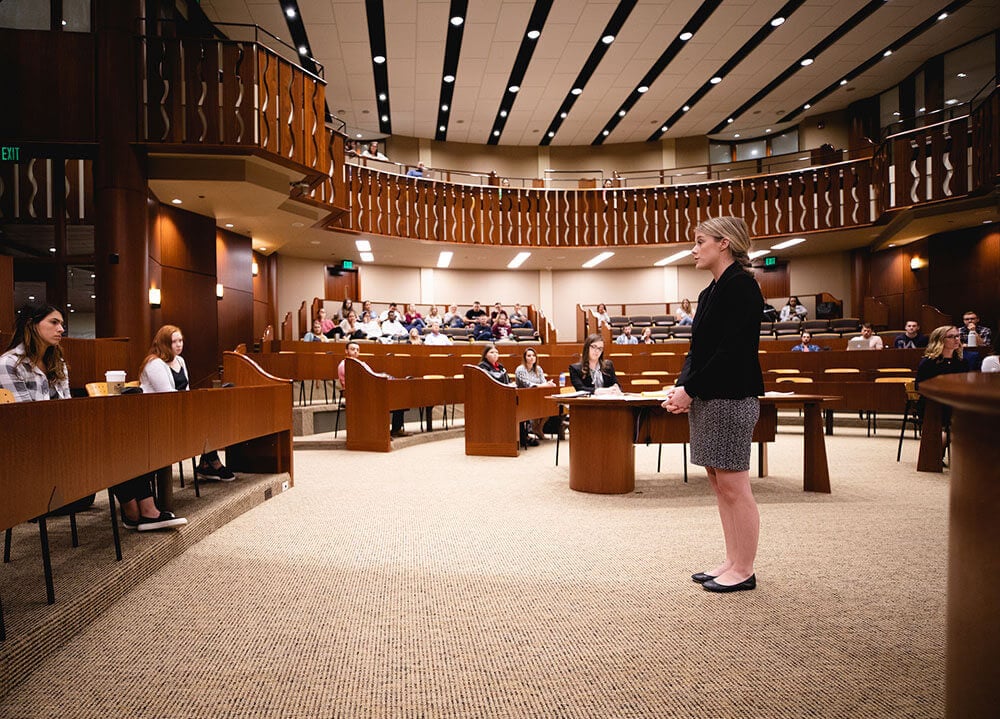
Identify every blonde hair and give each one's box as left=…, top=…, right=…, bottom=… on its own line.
left=924, top=326, right=963, bottom=361
left=695, top=216, right=753, bottom=270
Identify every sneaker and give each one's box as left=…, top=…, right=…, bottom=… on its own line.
left=197, top=464, right=236, bottom=482
left=137, top=512, right=188, bottom=531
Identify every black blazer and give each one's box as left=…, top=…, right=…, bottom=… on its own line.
left=677, top=261, right=764, bottom=400
left=568, top=361, right=618, bottom=393
left=478, top=359, right=510, bottom=384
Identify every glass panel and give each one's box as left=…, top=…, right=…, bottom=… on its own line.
left=0, top=0, right=50, bottom=30
left=0, top=224, right=56, bottom=259
left=880, top=86, right=900, bottom=129
left=709, top=142, right=731, bottom=165
left=62, top=0, right=91, bottom=32
left=944, top=35, right=995, bottom=111
left=66, top=265, right=96, bottom=337
left=735, top=140, right=766, bottom=161
left=770, top=128, right=798, bottom=156
left=13, top=281, right=46, bottom=309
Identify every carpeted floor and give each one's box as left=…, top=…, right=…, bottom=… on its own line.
left=0, top=424, right=948, bottom=718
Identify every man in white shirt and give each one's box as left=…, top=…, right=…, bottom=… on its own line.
left=424, top=322, right=452, bottom=345
left=848, top=323, right=884, bottom=350
left=338, top=342, right=407, bottom=437
left=380, top=309, right=407, bottom=339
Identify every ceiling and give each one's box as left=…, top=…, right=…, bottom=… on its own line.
left=197, top=0, right=999, bottom=145
left=175, top=1, right=1000, bottom=269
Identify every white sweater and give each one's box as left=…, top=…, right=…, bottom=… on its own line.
left=140, top=356, right=189, bottom=393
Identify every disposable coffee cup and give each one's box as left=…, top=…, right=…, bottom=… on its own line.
left=105, top=370, right=126, bottom=395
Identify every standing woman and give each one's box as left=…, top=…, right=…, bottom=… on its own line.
left=662, top=216, right=764, bottom=593
left=141, top=325, right=234, bottom=481
left=568, top=334, right=622, bottom=395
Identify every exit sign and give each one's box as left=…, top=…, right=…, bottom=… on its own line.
left=764, top=256, right=777, bottom=267
left=1, top=146, right=22, bottom=162
left=341, top=259, right=354, bottom=270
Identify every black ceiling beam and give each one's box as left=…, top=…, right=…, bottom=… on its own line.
left=435, top=0, right=470, bottom=142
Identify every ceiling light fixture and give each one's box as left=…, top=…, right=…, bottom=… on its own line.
left=710, top=76, right=722, bottom=84
left=800, top=58, right=813, bottom=66
left=771, top=237, right=806, bottom=250
left=527, top=29, right=540, bottom=39
left=225, top=223, right=234, bottom=228
left=682, top=105, right=690, bottom=112
left=299, top=46, right=308, bottom=56
left=500, top=110, right=508, bottom=117
left=748, top=250, right=771, bottom=259
left=359, top=252, right=375, bottom=263
left=444, top=74, right=455, bottom=83
left=571, top=88, right=582, bottom=95
left=171, top=198, right=182, bottom=204
left=373, top=55, right=386, bottom=64
left=654, top=250, right=691, bottom=266
left=582, top=252, right=614, bottom=268
left=770, top=17, right=785, bottom=27
left=442, top=104, right=449, bottom=111
left=439, top=125, right=446, bottom=131
left=379, top=93, right=387, bottom=101
left=437, top=251, right=453, bottom=268
left=679, top=31, right=693, bottom=41
left=618, top=110, right=626, bottom=117
left=602, top=34, right=615, bottom=44
left=840, top=79, right=848, bottom=85
left=882, top=49, right=892, bottom=57
left=508, top=85, right=520, bottom=93
left=507, top=252, right=531, bottom=269
left=637, top=86, right=648, bottom=93
left=450, top=16, right=464, bottom=26
left=355, top=240, right=371, bottom=252
left=285, top=7, right=296, bottom=19
left=937, top=12, right=948, bottom=20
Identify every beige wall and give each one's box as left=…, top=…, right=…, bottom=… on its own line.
left=276, top=252, right=853, bottom=341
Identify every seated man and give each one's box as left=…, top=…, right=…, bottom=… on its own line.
left=338, top=342, right=408, bottom=437
left=791, top=331, right=821, bottom=352
left=490, top=302, right=505, bottom=322
left=378, top=302, right=400, bottom=322
left=303, top=319, right=332, bottom=342
left=406, top=162, right=426, bottom=178
left=959, top=310, right=992, bottom=347
left=380, top=309, right=407, bottom=340
left=424, top=321, right=452, bottom=345
left=848, top=323, right=884, bottom=350
left=614, top=323, right=639, bottom=345
left=509, top=303, right=533, bottom=329
left=471, top=314, right=494, bottom=341
left=444, top=304, right=465, bottom=328
left=465, top=300, right=488, bottom=325
left=893, top=320, right=928, bottom=349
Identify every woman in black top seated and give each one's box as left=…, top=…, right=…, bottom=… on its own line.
left=915, top=325, right=969, bottom=427
left=568, top=334, right=622, bottom=394
left=478, top=344, right=510, bottom=384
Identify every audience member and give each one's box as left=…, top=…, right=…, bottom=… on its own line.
left=674, top=298, right=694, bottom=326
left=317, top=307, right=336, bottom=336
left=141, top=325, right=233, bottom=483
left=424, top=322, right=452, bottom=346
left=444, top=304, right=465, bottom=328
left=848, top=323, right=884, bottom=350
left=304, top=320, right=332, bottom=342
left=959, top=310, right=992, bottom=347
left=1, top=300, right=70, bottom=402
left=338, top=342, right=407, bottom=437
left=403, top=304, right=425, bottom=332
left=514, top=347, right=556, bottom=445
left=471, top=314, right=494, bottom=341
left=425, top=305, right=442, bottom=325
left=406, top=162, right=426, bottom=177
left=510, top=303, right=532, bottom=329
left=407, top=327, right=423, bottom=344
left=378, top=302, right=400, bottom=322
left=779, top=296, right=808, bottom=321
left=981, top=344, right=1000, bottom=373
left=492, top=311, right=513, bottom=341
left=490, top=302, right=504, bottom=322
left=339, top=311, right=366, bottom=340
left=340, top=298, right=355, bottom=319
left=569, top=334, right=621, bottom=395
left=614, top=324, right=639, bottom=344
left=380, top=309, right=406, bottom=340
left=915, top=326, right=969, bottom=444
left=477, top=345, right=510, bottom=384
left=466, top=301, right=488, bottom=323
left=358, top=310, right=381, bottom=339
left=639, top=327, right=654, bottom=344
left=592, top=303, right=612, bottom=329
left=893, top=320, right=928, bottom=349
left=791, top=331, right=821, bottom=352
left=361, top=141, right=388, bottom=160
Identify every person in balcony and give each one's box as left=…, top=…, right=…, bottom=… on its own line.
left=361, top=141, right=387, bottom=161
left=406, top=162, right=426, bottom=177
left=779, top=296, right=808, bottom=321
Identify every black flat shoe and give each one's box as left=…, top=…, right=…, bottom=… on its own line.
left=702, top=574, right=756, bottom=593
left=691, top=572, right=716, bottom=584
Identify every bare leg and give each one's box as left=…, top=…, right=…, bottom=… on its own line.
left=137, top=497, right=161, bottom=518
left=120, top=499, right=140, bottom=522
left=703, top=467, right=734, bottom=577
left=710, top=467, right=759, bottom=585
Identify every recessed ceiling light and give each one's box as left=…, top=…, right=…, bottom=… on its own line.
left=571, top=88, right=582, bottom=95
left=682, top=105, right=690, bottom=112
left=734, top=133, right=740, bottom=138
left=765, top=128, right=771, bottom=133
left=508, top=85, right=519, bottom=93
left=49, top=247, right=56, bottom=253
left=310, top=240, right=321, bottom=245
left=601, top=35, right=615, bottom=44
left=679, top=31, right=693, bottom=41
left=937, top=12, right=948, bottom=20
left=710, top=76, right=722, bottom=84
left=883, top=50, right=892, bottom=57
left=285, top=7, right=296, bottom=18
left=171, top=198, right=182, bottom=204
left=560, top=112, right=567, bottom=118
left=892, top=111, right=900, bottom=116
left=360, top=252, right=375, bottom=262
left=61, top=19, right=66, bottom=25
left=373, top=55, right=386, bottom=64
left=654, top=250, right=691, bottom=266
left=547, top=131, right=554, bottom=137
left=444, top=74, right=455, bottom=83
left=602, top=130, right=610, bottom=136
left=527, top=29, right=540, bottom=40
left=493, top=130, right=500, bottom=136
left=946, top=98, right=959, bottom=105
left=957, top=72, right=967, bottom=78
left=439, top=125, right=446, bottom=131
left=840, top=79, right=848, bottom=86
left=437, top=251, right=453, bottom=268
left=888, top=243, right=896, bottom=247
left=637, top=86, right=648, bottom=94
left=356, top=133, right=362, bottom=138
left=225, top=223, right=234, bottom=228
left=450, top=16, right=464, bottom=26
left=770, top=17, right=785, bottom=27
left=298, top=46, right=308, bottom=55
left=441, top=104, right=449, bottom=111
left=379, top=93, right=387, bottom=101
left=803, top=103, right=811, bottom=110
left=771, top=237, right=806, bottom=250
left=582, top=252, right=614, bottom=268
left=381, top=115, right=388, bottom=121
left=500, top=110, right=508, bottom=117
left=507, top=252, right=531, bottom=269
left=800, top=58, right=813, bottom=67
left=726, top=117, right=734, bottom=124
left=918, top=107, right=925, bottom=112
left=661, top=126, right=668, bottom=132
left=355, top=240, right=372, bottom=252
left=618, top=110, right=626, bottom=117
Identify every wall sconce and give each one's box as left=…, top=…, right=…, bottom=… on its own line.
left=216, top=283, right=225, bottom=299
left=251, top=261, right=259, bottom=277
left=148, top=287, right=161, bottom=308
left=910, top=256, right=927, bottom=271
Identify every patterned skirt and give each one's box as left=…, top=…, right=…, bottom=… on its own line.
left=688, top=396, right=760, bottom=472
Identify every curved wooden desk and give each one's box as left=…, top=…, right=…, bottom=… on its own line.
left=462, top=365, right=561, bottom=457
left=919, top=373, right=1000, bottom=719
left=557, top=394, right=833, bottom=495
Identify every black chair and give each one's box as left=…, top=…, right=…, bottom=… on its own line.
left=896, top=380, right=921, bottom=462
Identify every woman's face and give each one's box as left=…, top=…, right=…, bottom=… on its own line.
left=597, top=304, right=606, bottom=313
left=486, top=348, right=499, bottom=364
left=171, top=331, right=184, bottom=356
left=943, top=328, right=962, bottom=353
left=348, top=311, right=357, bottom=322
left=789, top=297, right=798, bottom=306
left=313, top=320, right=323, bottom=333
left=588, top=341, right=604, bottom=363
left=525, top=349, right=536, bottom=366
left=692, top=231, right=727, bottom=270
left=318, top=308, right=327, bottom=319
left=36, top=311, right=65, bottom=347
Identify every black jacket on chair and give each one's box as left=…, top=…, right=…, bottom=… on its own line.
left=568, top=362, right=618, bottom=393
left=677, top=261, right=764, bottom=400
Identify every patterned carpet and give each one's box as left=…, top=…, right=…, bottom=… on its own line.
left=1, top=425, right=948, bottom=718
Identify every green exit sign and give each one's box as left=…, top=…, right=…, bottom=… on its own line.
left=1, top=146, right=22, bottom=162
left=341, top=259, right=354, bottom=270
left=764, top=256, right=777, bottom=267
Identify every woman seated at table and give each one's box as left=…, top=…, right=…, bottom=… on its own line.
left=915, top=325, right=969, bottom=425
left=478, top=344, right=510, bottom=384
left=515, top=347, right=556, bottom=446
left=141, top=324, right=234, bottom=482
left=568, top=334, right=622, bottom=395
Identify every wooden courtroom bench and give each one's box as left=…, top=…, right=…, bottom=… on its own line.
left=463, top=365, right=562, bottom=457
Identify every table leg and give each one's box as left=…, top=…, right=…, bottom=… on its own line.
left=802, top=401, right=831, bottom=493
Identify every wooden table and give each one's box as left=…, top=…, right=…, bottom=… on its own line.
left=557, top=394, right=834, bottom=495
left=463, top=365, right=562, bottom=457
left=919, top=373, right=1000, bottom=719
